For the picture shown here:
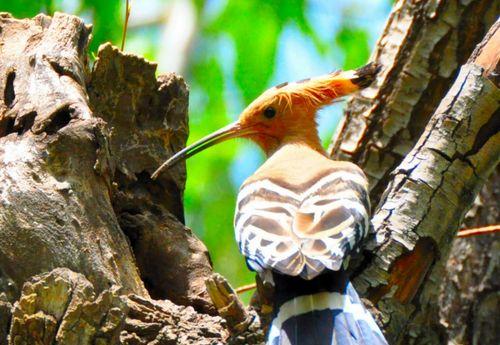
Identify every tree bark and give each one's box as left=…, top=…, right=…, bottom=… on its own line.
left=350, top=19, right=500, bottom=344
left=0, top=12, right=147, bottom=300
left=327, top=1, right=499, bottom=343
left=436, top=168, right=499, bottom=345
left=0, top=12, right=222, bottom=344
left=329, top=0, right=498, bottom=205
left=87, top=42, right=215, bottom=314
left=8, top=268, right=227, bottom=345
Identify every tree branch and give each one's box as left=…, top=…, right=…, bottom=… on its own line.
left=355, top=19, right=500, bottom=344
left=329, top=0, right=499, bottom=205
left=457, top=224, right=500, bottom=237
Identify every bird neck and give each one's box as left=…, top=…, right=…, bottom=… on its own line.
left=247, top=138, right=333, bottom=187
left=265, top=132, right=325, bottom=158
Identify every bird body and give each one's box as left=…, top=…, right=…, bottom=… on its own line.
left=152, top=62, right=388, bottom=345
left=235, top=143, right=387, bottom=344
left=236, top=143, right=369, bottom=279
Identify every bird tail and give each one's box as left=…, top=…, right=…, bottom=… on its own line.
left=266, top=270, right=388, bottom=345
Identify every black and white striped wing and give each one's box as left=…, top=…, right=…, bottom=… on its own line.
left=292, top=172, right=370, bottom=278
left=234, top=169, right=370, bottom=280
left=235, top=180, right=301, bottom=275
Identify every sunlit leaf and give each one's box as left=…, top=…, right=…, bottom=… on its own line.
left=80, top=0, right=122, bottom=54
left=0, top=0, right=48, bottom=17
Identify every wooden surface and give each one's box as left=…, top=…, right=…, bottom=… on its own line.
left=0, top=12, right=218, bottom=344
left=329, top=0, right=499, bottom=206
left=352, top=18, right=500, bottom=344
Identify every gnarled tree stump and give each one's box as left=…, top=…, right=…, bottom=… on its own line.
left=0, top=12, right=223, bottom=344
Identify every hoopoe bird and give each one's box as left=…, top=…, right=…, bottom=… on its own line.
left=152, top=62, right=388, bottom=345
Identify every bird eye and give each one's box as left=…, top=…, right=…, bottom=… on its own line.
left=263, top=107, right=276, bottom=119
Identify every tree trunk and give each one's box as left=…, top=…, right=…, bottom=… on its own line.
left=327, top=0, right=499, bottom=342
left=436, top=169, right=499, bottom=345
left=355, top=35, right=499, bottom=343
left=0, top=12, right=225, bottom=344
left=329, top=0, right=498, bottom=205
left=328, top=1, right=499, bottom=343
left=0, top=12, right=148, bottom=300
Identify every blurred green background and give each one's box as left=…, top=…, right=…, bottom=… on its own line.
left=1, top=0, right=391, bottom=302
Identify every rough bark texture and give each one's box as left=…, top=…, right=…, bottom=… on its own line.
left=87, top=43, right=215, bottom=314
left=0, top=12, right=220, bottom=344
left=437, top=169, right=499, bottom=345
left=0, top=294, right=10, bottom=345
left=0, top=12, right=147, bottom=300
left=351, top=20, right=500, bottom=344
left=8, top=268, right=227, bottom=345
left=327, top=1, right=499, bottom=343
left=329, top=0, right=498, bottom=205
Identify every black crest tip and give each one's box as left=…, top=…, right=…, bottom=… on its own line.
left=351, top=62, right=381, bottom=88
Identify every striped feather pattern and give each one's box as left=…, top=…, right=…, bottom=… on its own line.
left=267, top=270, right=387, bottom=345
left=267, top=282, right=387, bottom=345
left=235, top=160, right=370, bottom=280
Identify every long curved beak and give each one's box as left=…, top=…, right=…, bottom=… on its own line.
left=152, top=121, right=251, bottom=179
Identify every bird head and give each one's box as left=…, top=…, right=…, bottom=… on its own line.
left=152, top=62, right=379, bottom=179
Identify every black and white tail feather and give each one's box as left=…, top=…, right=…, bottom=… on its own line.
left=268, top=271, right=386, bottom=345
left=235, top=163, right=388, bottom=345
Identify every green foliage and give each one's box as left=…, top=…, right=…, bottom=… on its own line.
left=0, top=0, right=51, bottom=17
left=185, top=55, right=250, bottom=285
left=80, top=0, right=121, bottom=53
left=336, top=25, right=370, bottom=69
left=216, top=4, right=280, bottom=103
left=206, top=0, right=317, bottom=103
